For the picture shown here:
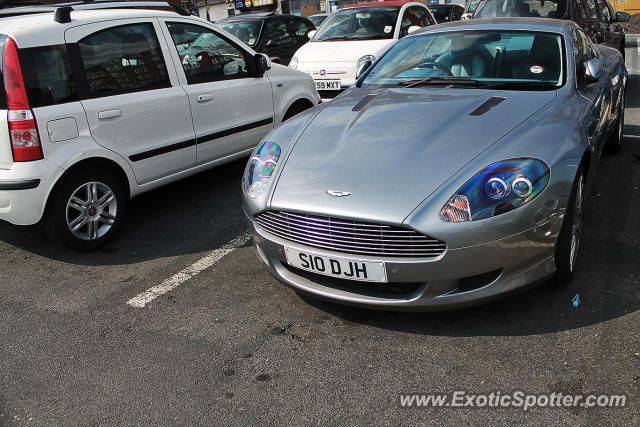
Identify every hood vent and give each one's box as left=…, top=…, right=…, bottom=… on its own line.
left=470, top=96, right=506, bottom=116
left=352, top=94, right=378, bottom=112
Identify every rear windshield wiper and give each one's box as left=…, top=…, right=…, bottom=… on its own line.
left=398, top=77, right=486, bottom=88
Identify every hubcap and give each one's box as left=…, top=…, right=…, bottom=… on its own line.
left=65, top=182, right=117, bottom=241
left=569, top=175, right=584, bottom=272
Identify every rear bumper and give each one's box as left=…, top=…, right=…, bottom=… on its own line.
left=248, top=216, right=558, bottom=311
left=0, top=160, right=63, bottom=225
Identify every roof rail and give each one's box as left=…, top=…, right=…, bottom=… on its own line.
left=51, top=0, right=189, bottom=22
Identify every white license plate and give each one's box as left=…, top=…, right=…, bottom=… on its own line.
left=284, top=247, right=387, bottom=283
left=315, top=80, right=341, bottom=90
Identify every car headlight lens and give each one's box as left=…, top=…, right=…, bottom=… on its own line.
left=357, top=55, right=376, bottom=70
left=440, top=158, right=550, bottom=223
left=243, top=141, right=281, bottom=199
left=289, top=57, right=298, bottom=69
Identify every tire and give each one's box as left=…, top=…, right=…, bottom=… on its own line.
left=605, top=90, right=625, bottom=154
left=282, top=101, right=311, bottom=122
left=44, top=168, right=126, bottom=251
left=552, top=166, right=585, bottom=285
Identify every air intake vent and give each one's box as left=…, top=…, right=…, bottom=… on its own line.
left=470, top=96, right=506, bottom=116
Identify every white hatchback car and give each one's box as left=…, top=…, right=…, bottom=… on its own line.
left=0, top=7, right=319, bottom=250
left=289, top=1, right=436, bottom=99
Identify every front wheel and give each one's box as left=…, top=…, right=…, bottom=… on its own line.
left=45, top=168, right=126, bottom=251
left=552, top=167, right=585, bottom=285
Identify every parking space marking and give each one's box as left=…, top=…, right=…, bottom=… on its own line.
left=126, top=231, right=252, bottom=308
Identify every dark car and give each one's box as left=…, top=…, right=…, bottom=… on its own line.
left=428, top=4, right=465, bottom=23
left=216, top=14, right=315, bottom=65
left=470, top=0, right=629, bottom=54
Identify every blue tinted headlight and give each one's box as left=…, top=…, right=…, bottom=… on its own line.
left=243, top=141, right=281, bottom=199
left=440, top=158, right=550, bottom=223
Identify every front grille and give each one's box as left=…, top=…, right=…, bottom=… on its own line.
left=255, top=211, right=446, bottom=258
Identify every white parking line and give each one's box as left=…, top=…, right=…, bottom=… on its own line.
left=126, top=231, right=252, bottom=308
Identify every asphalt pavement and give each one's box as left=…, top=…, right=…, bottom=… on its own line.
left=0, top=39, right=639, bottom=426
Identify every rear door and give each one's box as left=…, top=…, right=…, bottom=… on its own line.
left=65, top=19, right=196, bottom=185
left=160, top=19, right=274, bottom=165
left=594, top=0, right=623, bottom=51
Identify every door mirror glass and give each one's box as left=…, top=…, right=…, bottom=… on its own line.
left=255, top=53, right=271, bottom=76
left=584, top=58, right=604, bottom=81
left=355, top=60, right=373, bottom=79
left=615, top=11, right=630, bottom=22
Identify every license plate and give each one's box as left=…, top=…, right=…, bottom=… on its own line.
left=315, top=80, right=341, bottom=90
left=284, top=247, right=387, bottom=283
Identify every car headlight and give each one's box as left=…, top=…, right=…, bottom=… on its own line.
left=243, top=141, right=281, bottom=199
left=440, top=158, right=550, bottom=223
left=357, top=55, right=376, bottom=70
left=289, top=57, right=298, bottom=69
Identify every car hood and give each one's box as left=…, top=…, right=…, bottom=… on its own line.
left=295, top=39, right=396, bottom=63
left=270, top=87, right=556, bottom=224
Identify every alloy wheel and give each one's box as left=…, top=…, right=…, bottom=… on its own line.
left=569, top=175, right=584, bottom=272
left=65, top=181, right=117, bottom=240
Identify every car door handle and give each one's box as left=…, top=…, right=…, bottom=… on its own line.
left=98, top=109, right=121, bottom=120
left=197, top=94, right=215, bottom=103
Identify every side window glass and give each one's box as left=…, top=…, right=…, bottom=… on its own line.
left=583, top=0, right=598, bottom=19
left=290, top=19, right=311, bottom=37
left=266, top=19, right=295, bottom=46
left=78, top=23, right=169, bottom=98
left=167, top=22, right=249, bottom=85
left=573, top=0, right=587, bottom=19
left=21, top=44, right=77, bottom=107
left=595, top=0, right=611, bottom=22
left=400, top=7, right=424, bottom=36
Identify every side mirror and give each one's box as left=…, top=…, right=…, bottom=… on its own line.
left=307, top=29, right=317, bottom=39
left=584, top=58, right=604, bottom=82
left=615, top=11, right=630, bottom=22
left=255, top=53, right=271, bottom=76
left=355, top=60, right=373, bottom=79
left=461, top=12, right=473, bottom=20
left=407, top=25, right=421, bottom=34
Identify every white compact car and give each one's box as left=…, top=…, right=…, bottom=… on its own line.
left=289, top=1, right=436, bottom=99
left=0, top=7, right=319, bottom=250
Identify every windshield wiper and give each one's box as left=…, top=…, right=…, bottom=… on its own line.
left=316, top=35, right=351, bottom=41
left=480, top=81, right=558, bottom=90
left=398, top=77, right=487, bottom=88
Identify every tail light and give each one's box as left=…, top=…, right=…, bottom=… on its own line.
left=3, top=37, right=43, bottom=162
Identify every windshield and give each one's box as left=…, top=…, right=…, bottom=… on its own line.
left=0, top=35, right=6, bottom=109
left=474, top=0, right=567, bottom=18
left=312, top=7, right=400, bottom=41
left=308, top=15, right=328, bottom=27
left=361, top=30, right=565, bottom=90
left=429, top=7, right=451, bottom=23
left=218, top=21, right=262, bottom=47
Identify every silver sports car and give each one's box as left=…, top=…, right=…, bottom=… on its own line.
left=241, top=18, right=627, bottom=311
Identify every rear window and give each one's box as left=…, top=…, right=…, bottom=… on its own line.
left=0, top=35, right=6, bottom=109
left=20, top=44, right=77, bottom=108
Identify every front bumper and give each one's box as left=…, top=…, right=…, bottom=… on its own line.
left=0, top=160, right=63, bottom=225
left=249, top=217, right=558, bottom=311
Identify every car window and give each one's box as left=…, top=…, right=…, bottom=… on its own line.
left=475, top=0, right=566, bottom=18
left=78, top=24, right=170, bottom=98
left=289, top=18, right=313, bottom=37
left=400, top=7, right=427, bottom=37
left=453, top=6, right=464, bottom=19
left=595, top=0, right=611, bottom=22
left=573, top=27, right=597, bottom=74
left=265, top=19, right=295, bottom=46
left=218, top=21, right=262, bottom=47
left=362, top=30, right=565, bottom=88
left=582, top=0, right=598, bottom=19
left=167, top=22, right=249, bottom=85
left=312, top=6, right=401, bottom=41
left=429, top=7, right=450, bottom=23
left=20, top=44, right=77, bottom=108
